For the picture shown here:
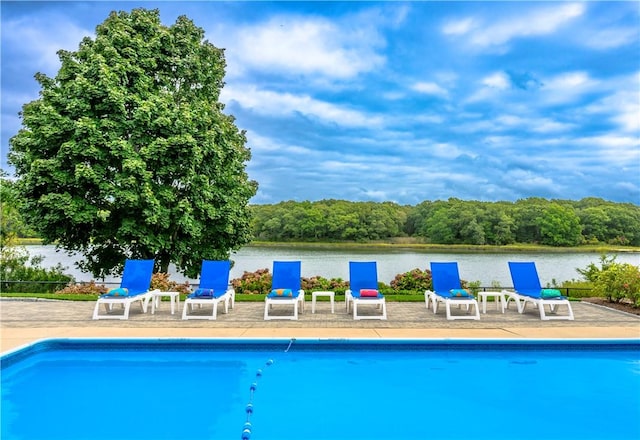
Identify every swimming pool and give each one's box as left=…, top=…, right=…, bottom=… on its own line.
left=2, top=339, right=639, bottom=440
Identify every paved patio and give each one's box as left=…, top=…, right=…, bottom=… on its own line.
left=1, top=298, right=638, bottom=354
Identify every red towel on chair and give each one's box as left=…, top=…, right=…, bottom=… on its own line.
left=360, top=289, right=379, bottom=297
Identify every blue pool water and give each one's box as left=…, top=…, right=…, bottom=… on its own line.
left=2, top=339, right=639, bottom=440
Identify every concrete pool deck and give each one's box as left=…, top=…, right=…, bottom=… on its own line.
left=1, top=299, right=639, bottom=354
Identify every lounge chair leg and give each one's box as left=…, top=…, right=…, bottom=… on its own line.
left=567, top=304, right=575, bottom=320
left=122, top=303, right=131, bottom=320
left=539, top=304, right=547, bottom=320
left=182, top=304, right=188, bottom=319
left=143, top=297, right=151, bottom=313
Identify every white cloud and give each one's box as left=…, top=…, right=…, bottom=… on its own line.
left=464, top=71, right=511, bottom=103
left=540, top=71, right=599, bottom=104
left=613, top=106, right=640, bottom=133
left=482, top=136, right=515, bottom=147
left=592, top=95, right=640, bottom=133
left=442, top=17, right=476, bottom=35
left=546, top=71, right=592, bottom=89
left=582, top=26, right=638, bottom=50
left=360, top=189, right=389, bottom=201
left=495, top=115, right=525, bottom=126
left=583, top=73, right=640, bottom=133
left=243, top=131, right=285, bottom=153
left=483, top=72, right=511, bottom=89
left=222, top=85, right=384, bottom=128
left=412, top=81, right=449, bottom=98
left=614, top=181, right=639, bottom=194
left=553, top=134, right=640, bottom=169
left=222, top=15, right=385, bottom=79
left=430, top=142, right=464, bottom=159
left=2, top=15, right=92, bottom=75
left=494, top=114, right=573, bottom=133
left=505, top=169, right=557, bottom=192
left=443, top=3, right=585, bottom=50
left=531, top=119, right=575, bottom=133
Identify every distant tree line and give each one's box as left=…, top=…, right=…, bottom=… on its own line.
left=251, top=198, right=640, bottom=247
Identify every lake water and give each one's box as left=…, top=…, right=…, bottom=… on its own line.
left=23, top=244, right=640, bottom=287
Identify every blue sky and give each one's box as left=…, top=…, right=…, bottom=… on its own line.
left=1, top=1, right=639, bottom=205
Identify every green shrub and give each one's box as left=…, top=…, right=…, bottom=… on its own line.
left=301, top=276, right=349, bottom=294
left=592, top=263, right=640, bottom=306
left=576, top=254, right=618, bottom=283
left=1, top=245, right=73, bottom=293
left=465, top=280, right=481, bottom=295
left=559, top=280, right=594, bottom=298
left=576, top=254, right=640, bottom=305
left=390, top=268, right=432, bottom=291
left=231, top=268, right=272, bottom=294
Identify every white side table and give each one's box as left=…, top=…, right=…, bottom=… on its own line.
left=478, top=291, right=506, bottom=314
left=312, top=291, right=335, bottom=314
left=151, top=291, right=180, bottom=315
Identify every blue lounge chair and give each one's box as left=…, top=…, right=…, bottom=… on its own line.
left=92, top=259, right=158, bottom=320
left=345, top=261, right=387, bottom=320
left=264, top=261, right=305, bottom=320
left=182, top=260, right=235, bottom=320
left=425, top=262, right=480, bottom=320
left=505, top=262, right=574, bottom=320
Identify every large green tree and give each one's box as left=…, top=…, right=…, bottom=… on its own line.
left=8, top=9, right=257, bottom=278
left=537, top=202, right=582, bottom=246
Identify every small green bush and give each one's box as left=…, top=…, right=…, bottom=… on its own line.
left=301, top=276, right=349, bottom=294
left=576, top=254, right=640, bottom=305
left=390, top=268, right=432, bottom=291
left=231, top=268, right=272, bottom=294
left=592, top=263, right=640, bottom=306
left=465, top=280, right=481, bottom=295
left=576, top=254, right=617, bottom=283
